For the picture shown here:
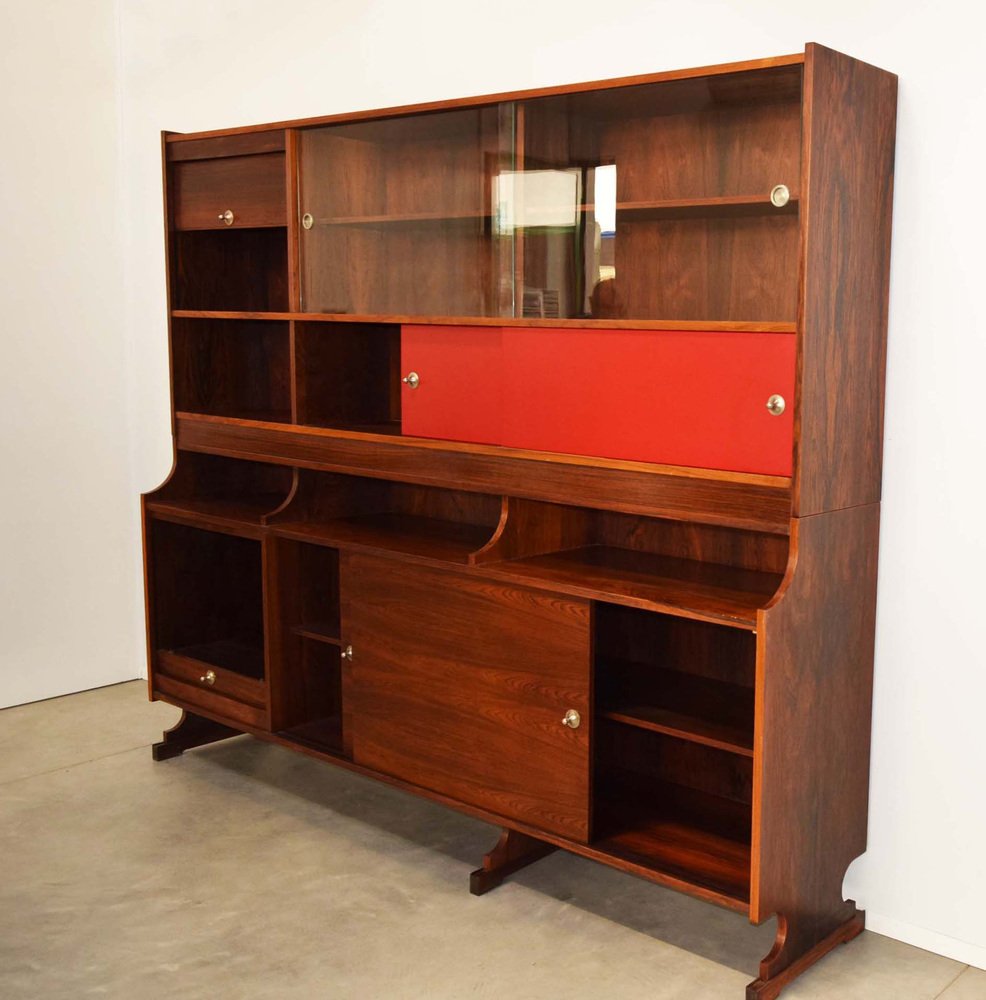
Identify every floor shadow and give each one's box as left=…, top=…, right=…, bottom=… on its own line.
left=181, top=735, right=776, bottom=976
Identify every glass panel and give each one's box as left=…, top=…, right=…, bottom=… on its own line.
left=299, top=104, right=516, bottom=317
left=516, top=65, right=803, bottom=321
left=297, top=65, right=802, bottom=323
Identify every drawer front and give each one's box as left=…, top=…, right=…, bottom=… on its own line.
left=501, top=327, right=796, bottom=476
left=153, top=674, right=268, bottom=731
left=172, top=152, right=287, bottom=230
left=155, top=649, right=267, bottom=707
left=400, top=325, right=503, bottom=445
left=344, top=552, right=592, bottom=842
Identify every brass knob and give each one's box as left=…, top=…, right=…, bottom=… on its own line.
left=562, top=709, right=581, bottom=729
left=218, top=209, right=234, bottom=226
left=200, top=669, right=217, bottom=686
left=301, top=212, right=314, bottom=230
left=341, top=645, right=353, bottom=662
left=766, top=394, right=786, bottom=416
left=769, top=184, right=790, bottom=208
left=402, top=371, right=420, bottom=389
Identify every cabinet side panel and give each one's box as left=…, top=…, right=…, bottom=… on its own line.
left=751, top=503, right=879, bottom=934
left=795, top=45, right=897, bottom=515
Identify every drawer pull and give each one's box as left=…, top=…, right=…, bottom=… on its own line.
left=341, top=645, right=353, bottom=662
left=302, top=212, right=314, bottom=230
left=561, top=709, right=581, bottom=729
left=766, top=393, right=786, bottom=416
left=200, top=669, right=217, bottom=686
left=402, top=371, right=420, bottom=389
left=218, top=209, right=235, bottom=226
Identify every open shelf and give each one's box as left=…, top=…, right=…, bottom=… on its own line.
left=268, top=472, right=502, bottom=564
left=594, top=779, right=752, bottom=905
left=149, top=520, right=266, bottom=683
left=144, top=453, right=293, bottom=534
left=595, top=605, right=756, bottom=753
left=493, top=547, right=781, bottom=628
left=294, top=322, right=401, bottom=431
left=601, top=700, right=752, bottom=757
left=173, top=228, right=288, bottom=312
left=172, top=318, right=291, bottom=423
left=291, top=623, right=342, bottom=645
left=594, top=720, right=753, bottom=905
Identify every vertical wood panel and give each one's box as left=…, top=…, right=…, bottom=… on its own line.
left=794, top=44, right=897, bottom=515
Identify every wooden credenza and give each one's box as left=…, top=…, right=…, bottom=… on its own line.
left=144, top=43, right=897, bottom=999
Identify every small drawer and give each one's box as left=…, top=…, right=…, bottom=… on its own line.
left=172, top=152, right=286, bottom=230
left=154, top=649, right=268, bottom=730
left=154, top=674, right=268, bottom=731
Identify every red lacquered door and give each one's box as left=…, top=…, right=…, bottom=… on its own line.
left=500, top=327, right=796, bottom=475
left=401, top=325, right=503, bottom=445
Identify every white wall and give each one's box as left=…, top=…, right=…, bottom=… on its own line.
left=0, top=0, right=141, bottom=708
left=0, top=0, right=977, bottom=972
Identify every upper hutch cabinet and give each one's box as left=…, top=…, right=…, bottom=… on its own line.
left=297, top=65, right=800, bottom=322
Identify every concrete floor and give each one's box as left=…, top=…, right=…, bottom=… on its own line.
left=1, top=682, right=982, bottom=1000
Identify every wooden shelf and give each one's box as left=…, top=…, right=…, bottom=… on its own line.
left=609, top=194, right=798, bottom=221
left=315, top=209, right=491, bottom=227
left=291, top=623, right=342, bottom=645
left=595, top=780, right=751, bottom=905
left=486, top=548, right=782, bottom=629
left=271, top=513, right=495, bottom=564
left=601, top=705, right=753, bottom=757
left=171, top=310, right=797, bottom=333
left=146, top=495, right=286, bottom=534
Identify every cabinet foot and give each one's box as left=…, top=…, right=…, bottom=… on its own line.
left=151, top=710, right=241, bottom=761
left=746, top=909, right=865, bottom=1000
left=469, top=828, right=556, bottom=896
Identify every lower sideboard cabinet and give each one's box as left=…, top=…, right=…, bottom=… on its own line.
left=146, top=43, right=895, bottom=1000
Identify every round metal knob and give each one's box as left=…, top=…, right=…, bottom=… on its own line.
left=218, top=209, right=235, bottom=226
left=769, top=184, right=790, bottom=208
left=301, top=212, right=314, bottom=230
left=402, top=371, right=420, bottom=389
left=341, top=645, right=353, bottom=662
left=766, top=394, right=786, bottom=416
left=562, top=709, right=581, bottom=729
left=200, top=669, right=217, bottom=686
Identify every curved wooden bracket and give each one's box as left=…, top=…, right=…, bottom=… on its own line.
left=151, top=710, right=241, bottom=761
left=469, top=828, right=556, bottom=895
left=746, top=909, right=864, bottom=999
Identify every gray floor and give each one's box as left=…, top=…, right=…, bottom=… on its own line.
left=0, top=682, right=982, bottom=1000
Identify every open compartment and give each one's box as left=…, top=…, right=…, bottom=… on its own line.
left=149, top=519, right=266, bottom=682
left=172, top=227, right=288, bottom=311
left=595, top=605, right=755, bottom=755
left=144, top=452, right=294, bottom=531
left=483, top=502, right=788, bottom=628
left=294, top=322, right=401, bottom=432
left=593, top=721, right=753, bottom=906
left=267, top=538, right=344, bottom=754
left=268, top=471, right=502, bottom=563
left=173, top=318, right=291, bottom=422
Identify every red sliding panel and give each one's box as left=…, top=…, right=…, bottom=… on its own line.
left=500, top=327, right=796, bottom=476
left=401, top=324, right=796, bottom=476
left=401, top=324, right=503, bottom=445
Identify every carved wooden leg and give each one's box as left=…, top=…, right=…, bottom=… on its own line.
left=469, top=828, right=556, bottom=895
left=746, top=908, right=865, bottom=1000
left=152, top=710, right=241, bottom=761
